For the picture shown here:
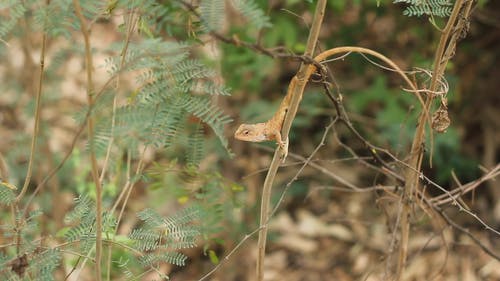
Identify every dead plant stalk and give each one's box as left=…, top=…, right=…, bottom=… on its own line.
left=256, top=1, right=326, bottom=280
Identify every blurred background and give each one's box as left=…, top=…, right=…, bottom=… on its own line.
left=0, top=0, right=498, bottom=280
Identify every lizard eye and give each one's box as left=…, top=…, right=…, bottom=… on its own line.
left=243, top=130, right=250, bottom=135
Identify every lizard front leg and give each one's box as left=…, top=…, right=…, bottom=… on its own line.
left=273, top=130, right=289, bottom=163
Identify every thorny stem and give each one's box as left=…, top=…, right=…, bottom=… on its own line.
left=72, top=1, right=103, bottom=280
left=396, top=1, right=473, bottom=279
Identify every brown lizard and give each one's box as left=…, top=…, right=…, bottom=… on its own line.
left=234, top=77, right=298, bottom=160
left=234, top=47, right=427, bottom=161
left=234, top=51, right=328, bottom=161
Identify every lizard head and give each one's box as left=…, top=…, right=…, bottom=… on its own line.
left=234, top=123, right=268, bottom=142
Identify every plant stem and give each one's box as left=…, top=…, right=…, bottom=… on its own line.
left=72, top=1, right=102, bottom=280
left=255, top=1, right=327, bottom=280
left=395, top=1, right=470, bottom=279
left=15, top=1, right=49, bottom=203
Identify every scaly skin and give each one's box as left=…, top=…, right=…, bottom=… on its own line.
left=234, top=77, right=297, bottom=149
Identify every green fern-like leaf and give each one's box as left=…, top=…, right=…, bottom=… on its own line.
left=115, top=256, right=134, bottom=279
left=186, top=123, right=205, bottom=166
left=0, top=1, right=27, bottom=38
left=178, top=94, right=232, bottom=149
left=394, top=0, right=452, bottom=17
left=64, top=195, right=96, bottom=253
left=64, top=195, right=94, bottom=224
left=27, top=249, right=61, bottom=281
left=200, top=0, right=226, bottom=32
left=64, top=220, right=95, bottom=242
left=101, top=39, right=232, bottom=154
left=0, top=184, right=16, bottom=205
left=151, top=104, right=187, bottom=148
left=231, top=0, right=272, bottom=30
left=178, top=79, right=232, bottom=96
left=140, top=252, right=188, bottom=267
left=129, top=207, right=200, bottom=269
left=32, top=1, right=73, bottom=38
left=163, top=206, right=200, bottom=229
left=129, top=228, right=161, bottom=251
left=137, top=208, right=167, bottom=228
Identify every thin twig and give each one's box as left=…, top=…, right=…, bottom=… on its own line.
left=103, top=9, right=138, bottom=279
left=72, top=1, right=103, bottom=279
left=12, top=0, right=50, bottom=257
left=197, top=227, right=263, bottom=281
left=439, top=209, right=500, bottom=261
left=14, top=6, right=48, bottom=203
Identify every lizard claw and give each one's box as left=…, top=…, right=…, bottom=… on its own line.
left=279, top=138, right=289, bottom=163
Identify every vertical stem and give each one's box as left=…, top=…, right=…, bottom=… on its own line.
left=14, top=0, right=50, bottom=256
left=255, top=1, right=327, bottom=280
left=15, top=1, right=49, bottom=203
left=72, top=1, right=102, bottom=280
left=104, top=9, right=138, bottom=280
left=396, top=1, right=468, bottom=279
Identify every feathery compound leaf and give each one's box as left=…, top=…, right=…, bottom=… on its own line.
left=393, top=0, right=452, bottom=17
left=0, top=183, right=16, bottom=205
left=179, top=94, right=233, bottom=150
left=163, top=206, right=200, bottom=229
left=137, top=208, right=166, bottom=228
left=151, top=104, right=187, bottom=148
left=27, top=249, right=61, bottom=281
left=64, top=195, right=97, bottom=247
left=32, top=1, right=76, bottom=38
left=180, top=79, right=232, bottom=96
left=129, top=228, right=161, bottom=251
left=231, top=0, right=272, bottom=30
left=200, top=0, right=226, bottom=32
left=64, top=195, right=94, bottom=224
left=130, top=207, right=200, bottom=268
left=186, top=123, right=205, bottom=167
left=140, top=252, right=188, bottom=267
left=0, top=1, right=27, bottom=38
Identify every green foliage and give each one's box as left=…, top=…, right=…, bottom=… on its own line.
left=0, top=208, right=61, bottom=280
left=0, top=250, right=61, bottom=281
left=348, top=76, right=417, bottom=149
left=32, top=1, right=76, bottom=38
left=25, top=249, right=61, bottom=281
left=0, top=183, right=16, bottom=205
left=427, top=128, right=479, bottom=184
left=199, top=0, right=272, bottom=32
left=187, top=123, right=206, bottom=166
left=200, top=0, right=226, bottom=32
left=94, top=39, right=233, bottom=164
left=231, top=0, right=272, bottom=30
left=148, top=164, right=244, bottom=242
left=0, top=0, right=26, bottom=39
left=393, top=0, right=453, bottom=17
left=63, top=195, right=99, bottom=257
left=59, top=195, right=200, bottom=279
left=129, top=207, right=200, bottom=270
